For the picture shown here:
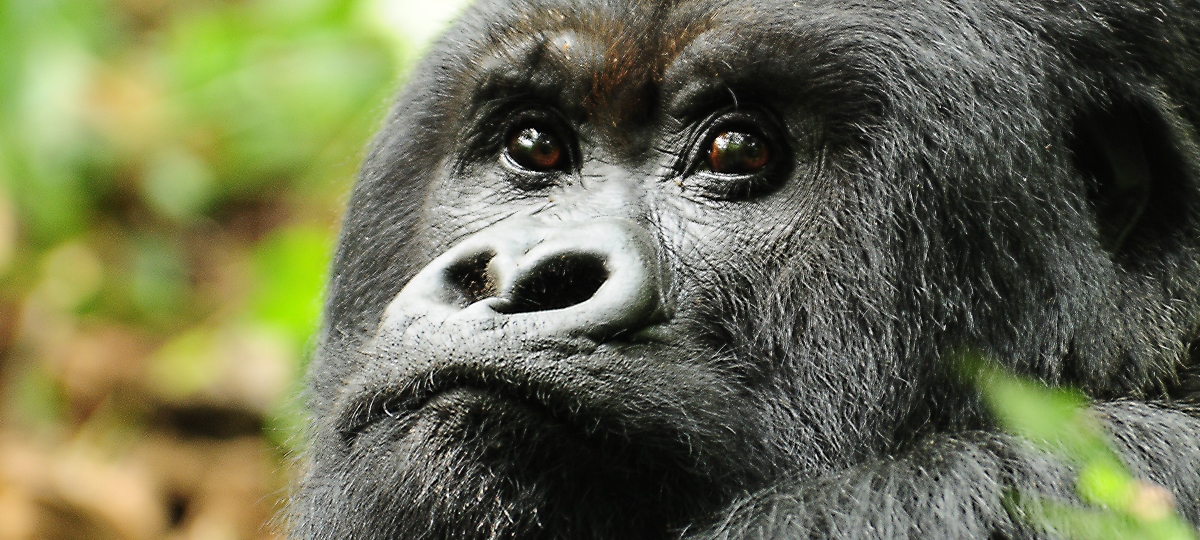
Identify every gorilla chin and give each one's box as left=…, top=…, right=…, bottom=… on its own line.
left=316, top=298, right=765, bottom=540
left=356, top=387, right=661, bottom=540
left=323, top=354, right=756, bottom=540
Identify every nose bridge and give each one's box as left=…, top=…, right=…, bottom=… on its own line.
left=544, top=163, right=648, bottom=222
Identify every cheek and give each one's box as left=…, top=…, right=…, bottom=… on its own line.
left=421, top=173, right=544, bottom=250
left=655, top=184, right=825, bottom=273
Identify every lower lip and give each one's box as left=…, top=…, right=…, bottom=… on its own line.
left=420, top=387, right=540, bottom=417
left=422, top=387, right=487, bottom=407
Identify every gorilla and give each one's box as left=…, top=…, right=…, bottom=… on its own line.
left=293, top=0, right=1200, bottom=538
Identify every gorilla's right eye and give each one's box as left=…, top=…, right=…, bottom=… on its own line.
left=505, top=125, right=565, bottom=172
left=707, top=130, right=771, bottom=174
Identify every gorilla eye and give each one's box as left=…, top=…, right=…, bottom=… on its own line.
left=506, top=125, right=565, bottom=171
left=685, top=115, right=786, bottom=200
left=707, top=130, right=770, bottom=174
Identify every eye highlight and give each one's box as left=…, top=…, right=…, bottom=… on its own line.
left=506, top=125, right=565, bottom=171
left=707, top=130, right=770, bottom=174
left=682, top=109, right=790, bottom=201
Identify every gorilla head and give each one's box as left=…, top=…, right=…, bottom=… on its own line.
left=294, top=1, right=1200, bottom=538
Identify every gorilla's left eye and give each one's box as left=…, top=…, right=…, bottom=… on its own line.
left=707, top=130, right=770, bottom=174
left=506, top=125, right=566, bottom=172
left=686, top=113, right=787, bottom=200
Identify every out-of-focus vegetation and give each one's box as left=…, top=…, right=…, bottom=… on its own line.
left=966, top=358, right=1199, bottom=540
left=0, top=0, right=465, bottom=538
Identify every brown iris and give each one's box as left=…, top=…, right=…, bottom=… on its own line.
left=506, top=126, right=564, bottom=171
left=707, top=130, right=770, bottom=174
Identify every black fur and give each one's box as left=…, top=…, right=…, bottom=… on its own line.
left=294, top=0, right=1200, bottom=538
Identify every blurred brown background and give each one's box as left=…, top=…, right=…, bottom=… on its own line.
left=0, top=0, right=465, bottom=538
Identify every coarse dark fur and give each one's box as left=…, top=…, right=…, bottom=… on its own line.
left=293, top=0, right=1200, bottom=538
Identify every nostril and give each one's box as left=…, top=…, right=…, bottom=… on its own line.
left=445, top=252, right=497, bottom=307
left=497, top=253, right=608, bottom=314
left=387, top=220, right=661, bottom=339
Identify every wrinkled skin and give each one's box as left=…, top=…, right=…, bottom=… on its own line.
left=293, top=0, right=1200, bottom=538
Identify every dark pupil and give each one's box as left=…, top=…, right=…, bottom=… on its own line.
left=508, top=127, right=563, bottom=170
left=708, top=131, right=769, bottom=174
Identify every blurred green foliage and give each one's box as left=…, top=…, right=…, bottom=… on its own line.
left=0, top=0, right=472, bottom=536
left=2, top=0, right=397, bottom=244
left=0, top=0, right=500, bottom=537
left=966, top=357, right=1199, bottom=540
left=0, top=0, right=476, bottom=448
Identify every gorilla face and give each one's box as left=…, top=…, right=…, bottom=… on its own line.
left=306, top=14, right=889, bottom=534
left=296, top=1, right=1200, bottom=539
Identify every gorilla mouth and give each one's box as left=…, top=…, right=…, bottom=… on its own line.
left=338, top=368, right=583, bottom=444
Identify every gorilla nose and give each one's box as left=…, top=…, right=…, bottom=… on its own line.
left=382, top=219, right=664, bottom=340
left=461, top=251, right=609, bottom=314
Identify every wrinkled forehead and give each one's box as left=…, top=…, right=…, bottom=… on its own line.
left=439, top=0, right=838, bottom=128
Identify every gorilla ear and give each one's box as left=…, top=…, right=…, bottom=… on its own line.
left=1071, top=100, right=1195, bottom=256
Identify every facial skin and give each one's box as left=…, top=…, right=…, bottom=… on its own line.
left=293, top=1, right=1200, bottom=539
